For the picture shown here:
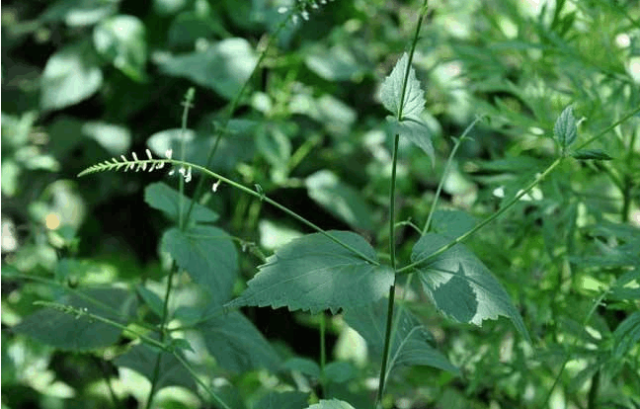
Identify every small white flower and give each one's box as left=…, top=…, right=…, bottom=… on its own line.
left=301, top=10, right=309, bottom=20
left=169, top=168, right=175, bottom=176
left=178, top=167, right=186, bottom=176
left=120, top=155, right=127, bottom=162
left=146, top=149, right=153, bottom=160
left=165, top=149, right=173, bottom=159
left=185, top=167, right=192, bottom=183
left=132, top=152, right=139, bottom=161
left=212, top=179, right=221, bottom=192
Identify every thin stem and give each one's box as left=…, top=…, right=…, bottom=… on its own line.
left=587, top=370, right=600, bottom=409
left=621, top=129, right=637, bottom=222
left=398, top=157, right=563, bottom=274
left=173, top=352, right=232, bottom=409
left=184, top=19, right=288, bottom=225
left=422, top=115, right=484, bottom=235
left=319, top=313, right=326, bottom=398
left=178, top=88, right=195, bottom=230
left=377, top=1, right=428, bottom=405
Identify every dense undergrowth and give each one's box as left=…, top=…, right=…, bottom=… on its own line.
left=2, top=0, right=639, bottom=408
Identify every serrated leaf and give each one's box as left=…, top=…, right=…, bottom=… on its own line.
left=226, top=231, right=394, bottom=314
left=306, top=399, right=356, bottom=409
left=411, top=233, right=530, bottom=341
left=387, top=116, right=435, bottom=161
left=162, top=226, right=237, bottom=303
left=41, top=40, right=103, bottom=111
left=145, top=182, right=219, bottom=224
left=93, top=15, right=147, bottom=81
left=381, top=53, right=425, bottom=118
left=554, top=105, right=577, bottom=149
left=613, top=311, right=640, bottom=358
left=254, top=391, right=310, bottom=409
left=344, top=299, right=459, bottom=376
left=197, top=311, right=281, bottom=373
left=431, top=209, right=477, bottom=238
left=13, top=288, right=136, bottom=351
left=114, top=344, right=196, bottom=391
left=571, top=149, right=613, bottom=161
left=157, top=38, right=257, bottom=100
left=305, top=170, right=375, bottom=231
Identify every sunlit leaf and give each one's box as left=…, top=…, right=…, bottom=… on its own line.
left=381, top=53, right=425, bottom=119
left=305, top=399, right=356, bottom=409
left=93, top=15, right=147, bottom=81
left=145, top=182, right=219, bottom=225
left=554, top=105, right=577, bottom=149
left=411, top=233, right=530, bottom=341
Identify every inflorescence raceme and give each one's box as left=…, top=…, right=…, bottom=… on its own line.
left=277, top=0, right=334, bottom=25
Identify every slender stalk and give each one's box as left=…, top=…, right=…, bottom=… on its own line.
left=398, top=157, right=563, bottom=274
left=621, top=129, right=637, bottom=222
left=319, top=313, right=326, bottom=398
left=587, top=369, right=600, bottom=409
left=422, top=115, right=484, bottom=235
left=173, top=352, right=233, bottom=409
left=377, top=1, right=428, bottom=405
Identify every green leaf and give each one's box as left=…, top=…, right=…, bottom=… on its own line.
left=226, top=231, right=394, bottom=314
left=613, top=311, right=640, bottom=358
left=387, top=116, right=435, bottom=161
left=283, top=357, right=321, bottom=378
left=197, top=311, right=281, bottom=373
left=381, top=53, right=425, bottom=119
left=324, top=361, right=357, bottom=384
left=253, top=391, right=310, bottom=409
left=13, top=288, right=136, bottom=351
left=114, top=344, right=196, bottom=391
left=571, top=149, right=613, bottom=161
left=431, top=209, right=477, bottom=238
left=145, top=182, right=219, bottom=224
left=306, top=399, right=356, bottom=409
left=162, top=226, right=237, bottom=303
left=554, top=105, right=577, bottom=149
left=93, top=15, right=147, bottom=81
left=136, top=285, right=164, bottom=318
left=305, top=170, right=375, bottom=231
left=411, top=233, right=529, bottom=341
left=344, top=300, right=459, bottom=376
left=41, top=41, right=103, bottom=110
left=305, top=45, right=365, bottom=81
left=157, top=38, right=257, bottom=100
left=40, top=0, right=117, bottom=26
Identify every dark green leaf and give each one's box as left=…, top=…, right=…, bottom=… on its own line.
left=283, top=357, right=321, bottom=378
left=157, top=38, right=257, bottom=100
left=431, top=209, right=477, bottom=238
left=411, top=233, right=529, bottom=341
left=613, top=311, right=640, bottom=358
left=41, top=41, right=103, bottom=110
left=344, top=299, right=459, bottom=376
left=387, top=116, right=435, bottom=161
left=136, top=285, right=164, bottom=318
left=145, top=182, right=219, bottom=224
left=197, top=311, right=281, bottom=373
left=162, top=226, right=237, bottom=303
left=226, top=231, right=394, bottom=314
left=114, top=344, right=196, bottom=391
left=571, top=149, right=613, bottom=161
left=554, top=105, right=577, bottom=149
left=324, top=361, right=358, bottom=384
left=13, top=288, right=136, bottom=351
left=305, top=170, right=375, bottom=231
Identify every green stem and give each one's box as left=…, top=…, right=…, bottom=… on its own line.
left=587, top=369, right=600, bottom=409
left=319, top=313, right=326, bottom=398
left=398, top=157, right=563, bottom=274
left=422, top=115, right=484, bottom=235
left=377, top=1, right=428, bottom=405
left=173, top=352, right=233, bottom=409
left=184, top=19, right=288, bottom=225
left=621, top=129, right=637, bottom=222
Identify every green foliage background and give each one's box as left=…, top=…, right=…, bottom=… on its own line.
left=2, top=0, right=639, bottom=408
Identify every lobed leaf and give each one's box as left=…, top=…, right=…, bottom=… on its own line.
left=411, top=233, right=530, bottom=341
left=226, top=231, right=394, bottom=314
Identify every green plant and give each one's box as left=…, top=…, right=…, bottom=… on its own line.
left=3, top=0, right=639, bottom=408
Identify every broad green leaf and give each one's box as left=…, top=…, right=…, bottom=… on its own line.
left=82, top=122, right=131, bottom=155
left=305, top=170, right=375, bottom=231
left=145, top=182, right=219, bottom=224
left=226, top=231, right=394, bottom=314
left=431, top=209, right=476, bottom=238
left=114, top=344, right=196, bottom=391
left=41, top=41, right=103, bottom=110
left=387, top=116, right=435, bottom=161
left=136, top=285, right=164, bottom=318
left=197, top=311, right=281, bottom=373
left=571, top=149, right=613, bottom=160
left=324, top=361, right=358, bottom=384
left=283, top=357, right=321, bottom=378
left=381, top=53, right=425, bottom=119
left=153, top=0, right=188, bottom=15
left=157, top=38, right=257, bottom=100
left=93, top=15, right=147, bottom=81
left=306, top=399, right=356, bottom=409
left=554, top=105, right=577, bottom=149
left=344, top=299, right=459, bottom=376
left=613, top=311, right=640, bottom=358
left=13, top=288, right=136, bottom=351
left=162, top=226, right=237, bottom=303
left=254, top=391, right=310, bottom=409
left=411, top=233, right=529, bottom=341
